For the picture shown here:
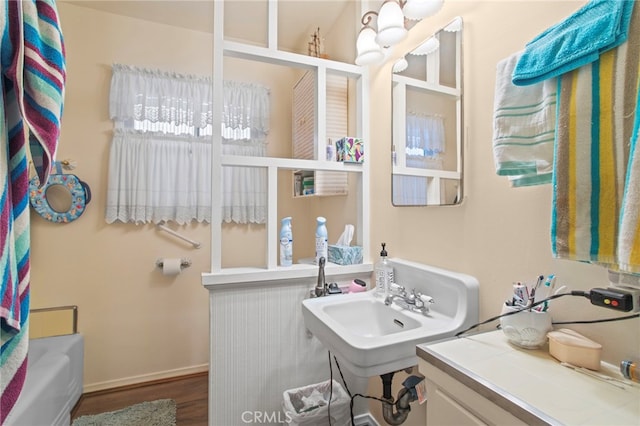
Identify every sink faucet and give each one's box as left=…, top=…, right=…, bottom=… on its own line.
left=314, top=257, right=327, bottom=297
left=385, top=287, right=434, bottom=315
left=383, top=282, right=406, bottom=301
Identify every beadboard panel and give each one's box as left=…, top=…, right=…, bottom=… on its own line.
left=209, top=279, right=359, bottom=425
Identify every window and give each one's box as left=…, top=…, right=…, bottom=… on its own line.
left=106, top=64, right=270, bottom=224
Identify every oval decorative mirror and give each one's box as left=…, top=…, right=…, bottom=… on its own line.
left=45, top=183, right=74, bottom=212
left=391, top=17, right=463, bottom=206
left=29, top=163, right=92, bottom=223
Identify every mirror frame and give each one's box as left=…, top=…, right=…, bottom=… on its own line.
left=391, top=17, right=464, bottom=206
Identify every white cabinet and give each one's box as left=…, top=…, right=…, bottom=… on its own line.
left=417, top=332, right=640, bottom=426
left=418, top=359, right=525, bottom=426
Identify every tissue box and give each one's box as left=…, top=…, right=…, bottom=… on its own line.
left=336, top=137, right=364, bottom=163
left=328, top=245, right=363, bottom=265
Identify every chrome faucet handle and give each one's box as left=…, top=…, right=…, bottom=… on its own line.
left=409, top=289, right=422, bottom=307
left=389, top=283, right=405, bottom=295
left=419, top=293, right=435, bottom=304
left=417, top=293, right=435, bottom=313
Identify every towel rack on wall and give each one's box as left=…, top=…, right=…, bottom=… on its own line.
left=156, top=221, right=201, bottom=249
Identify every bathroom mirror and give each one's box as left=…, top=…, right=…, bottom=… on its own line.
left=391, top=17, right=463, bottom=206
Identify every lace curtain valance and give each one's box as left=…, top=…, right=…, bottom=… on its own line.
left=109, top=64, right=270, bottom=139
left=106, top=64, right=269, bottom=225
left=406, top=113, right=445, bottom=158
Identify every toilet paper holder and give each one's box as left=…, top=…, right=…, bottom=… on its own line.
left=156, top=258, right=191, bottom=270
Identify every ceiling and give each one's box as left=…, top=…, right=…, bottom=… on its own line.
left=64, top=0, right=355, bottom=53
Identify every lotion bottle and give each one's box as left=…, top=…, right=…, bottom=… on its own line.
left=374, top=243, right=393, bottom=297
left=280, top=217, right=293, bottom=267
left=315, top=217, right=328, bottom=265
left=326, top=138, right=335, bottom=161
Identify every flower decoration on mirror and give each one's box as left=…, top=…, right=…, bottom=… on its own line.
left=392, top=57, right=409, bottom=73
left=411, top=36, right=439, bottom=56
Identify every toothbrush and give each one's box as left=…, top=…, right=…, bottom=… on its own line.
left=529, top=275, right=544, bottom=307
left=537, top=274, right=555, bottom=311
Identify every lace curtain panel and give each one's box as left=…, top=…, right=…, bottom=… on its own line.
left=394, top=114, right=445, bottom=205
left=107, top=131, right=211, bottom=224
left=406, top=113, right=445, bottom=158
left=393, top=175, right=428, bottom=206
left=106, top=64, right=269, bottom=224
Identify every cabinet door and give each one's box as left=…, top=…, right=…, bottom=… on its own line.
left=419, top=360, right=526, bottom=426
left=292, top=71, right=315, bottom=160
left=292, top=71, right=348, bottom=196
left=427, top=384, right=486, bottom=426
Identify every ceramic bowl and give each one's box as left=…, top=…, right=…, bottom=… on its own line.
left=500, top=304, right=552, bottom=349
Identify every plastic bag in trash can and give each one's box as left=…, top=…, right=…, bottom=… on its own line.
left=282, top=379, right=349, bottom=426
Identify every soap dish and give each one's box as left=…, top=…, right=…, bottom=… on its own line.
left=547, top=328, right=602, bottom=371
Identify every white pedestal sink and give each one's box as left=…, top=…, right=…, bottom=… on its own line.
left=302, top=258, right=479, bottom=377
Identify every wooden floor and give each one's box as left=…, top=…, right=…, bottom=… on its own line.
left=71, top=372, right=208, bottom=425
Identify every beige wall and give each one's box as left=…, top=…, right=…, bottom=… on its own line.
left=32, top=0, right=639, bottom=402
left=32, top=2, right=360, bottom=390
left=368, top=2, right=640, bottom=424
left=30, top=3, right=214, bottom=390
left=379, top=0, right=639, bottom=364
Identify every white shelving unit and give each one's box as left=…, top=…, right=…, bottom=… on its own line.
left=202, top=0, right=371, bottom=287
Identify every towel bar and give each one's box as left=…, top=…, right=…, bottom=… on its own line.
left=156, top=221, right=201, bottom=249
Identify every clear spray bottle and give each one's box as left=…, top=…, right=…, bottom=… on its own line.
left=374, top=243, right=393, bottom=298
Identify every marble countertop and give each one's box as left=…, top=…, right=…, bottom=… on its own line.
left=417, top=331, right=640, bottom=425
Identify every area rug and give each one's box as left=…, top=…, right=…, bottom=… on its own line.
left=72, top=399, right=176, bottom=426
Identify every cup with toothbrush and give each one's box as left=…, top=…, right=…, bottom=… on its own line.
left=500, top=275, right=554, bottom=349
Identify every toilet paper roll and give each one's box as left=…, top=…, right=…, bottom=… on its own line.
left=161, top=258, right=182, bottom=275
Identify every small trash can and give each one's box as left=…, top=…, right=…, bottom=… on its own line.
left=282, top=379, right=350, bottom=426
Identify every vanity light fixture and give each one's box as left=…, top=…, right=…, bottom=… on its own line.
left=355, top=0, right=445, bottom=66
left=392, top=16, right=462, bottom=74
left=392, top=35, right=437, bottom=73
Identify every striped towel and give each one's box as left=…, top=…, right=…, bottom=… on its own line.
left=552, top=3, right=640, bottom=273
left=492, top=51, right=557, bottom=187
left=618, top=68, right=640, bottom=272
left=0, top=0, right=65, bottom=422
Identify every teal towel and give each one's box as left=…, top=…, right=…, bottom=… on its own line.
left=513, top=0, right=635, bottom=86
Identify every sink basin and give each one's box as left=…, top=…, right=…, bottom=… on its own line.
left=301, top=259, right=479, bottom=377
left=322, top=298, right=422, bottom=337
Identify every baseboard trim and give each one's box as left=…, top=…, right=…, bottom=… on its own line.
left=82, top=364, right=209, bottom=394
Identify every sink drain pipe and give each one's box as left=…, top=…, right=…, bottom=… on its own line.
left=380, top=372, right=423, bottom=425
